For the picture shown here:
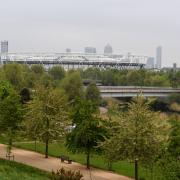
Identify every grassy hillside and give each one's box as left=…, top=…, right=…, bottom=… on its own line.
left=0, top=158, right=50, bottom=180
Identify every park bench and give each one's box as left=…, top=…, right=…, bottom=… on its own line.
left=6, top=153, right=14, bottom=161
left=59, top=155, right=72, bottom=164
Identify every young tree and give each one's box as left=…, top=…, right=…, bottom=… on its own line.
left=85, top=82, right=101, bottom=108
left=168, top=115, right=180, bottom=159
left=49, top=66, right=65, bottom=81
left=0, top=82, right=23, bottom=153
left=66, top=99, right=106, bottom=169
left=26, top=86, right=69, bottom=158
left=103, top=96, right=166, bottom=180
left=61, top=72, right=84, bottom=103
left=2, top=64, right=24, bottom=90
left=0, top=81, right=14, bottom=100
left=31, top=64, right=45, bottom=75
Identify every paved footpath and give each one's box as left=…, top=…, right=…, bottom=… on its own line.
left=0, top=144, right=132, bottom=180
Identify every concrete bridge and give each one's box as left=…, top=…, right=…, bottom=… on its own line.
left=98, top=86, right=180, bottom=98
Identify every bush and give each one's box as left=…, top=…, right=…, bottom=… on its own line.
left=51, top=168, right=83, bottom=180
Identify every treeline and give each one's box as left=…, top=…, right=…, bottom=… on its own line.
left=80, top=68, right=180, bottom=87
left=0, top=64, right=180, bottom=90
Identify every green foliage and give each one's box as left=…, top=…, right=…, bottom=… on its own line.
left=51, top=168, right=83, bottom=180
left=85, top=82, right=101, bottom=108
left=66, top=99, right=106, bottom=168
left=110, top=96, right=164, bottom=163
left=0, top=81, right=14, bottom=100
left=0, top=158, right=50, bottom=180
left=168, top=93, right=180, bottom=104
left=0, top=94, right=23, bottom=132
left=49, top=66, right=65, bottom=81
left=156, top=153, right=180, bottom=180
left=102, top=96, right=167, bottom=179
left=80, top=68, right=179, bottom=87
left=31, top=64, right=45, bottom=75
left=61, top=72, right=83, bottom=102
left=0, top=82, right=23, bottom=151
left=26, top=86, right=69, bottom=158
left=2, top=64, right=24, bottom=90
left=168, top=115, right=180, bottom=159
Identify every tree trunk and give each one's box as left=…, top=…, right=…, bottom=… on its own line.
left=108, top=161, right=112, bottom=171
left=34, top=138, right=37, bottom=151
left=135, top=159, right=138, bottom=180
left=86, top=149, right=90, bottom=169
left=8, top=136, right=12, bottom=154
left=45, top=134, right=49, bottom=158
left=45, top=106, right=49, bottom=159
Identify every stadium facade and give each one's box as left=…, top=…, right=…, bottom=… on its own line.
left=0, top=52, right=146, bottom=70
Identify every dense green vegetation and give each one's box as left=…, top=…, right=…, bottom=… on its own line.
left=0, top=63, right=179, bottom=180
left=80, top=68, right=180, bottom=87
left=0, top=158, right=50, bottom=180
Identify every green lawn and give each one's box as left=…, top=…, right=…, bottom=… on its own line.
left=14, top=141, right=149, bottom=179
left=0, top=158, right=50, bottom=180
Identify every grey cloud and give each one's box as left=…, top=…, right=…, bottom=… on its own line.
left=0, top=0, right=179, bottom=66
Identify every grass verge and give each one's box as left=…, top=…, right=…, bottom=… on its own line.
left=0, top=158, right=50, bottom=180
left=14, top=141, right=148, bottom=178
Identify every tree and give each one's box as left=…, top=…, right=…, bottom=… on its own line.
left=66, top=99, right=106, bottom=169
left=49, top=66, right=65, bottom=81
left=20, top=87, right=31, bottom=104
left=85, top=82, right=101, bottom=108
left=61, top=72, right=84, bottom=103
left=31, top=64, right=45, bottom=75
left=101, top=136, right=120, bottom=170
left=104, top=96, right=165, bottom=180
left=168, top=115, right=180, bottom=159
left=26, top=86, right=69, bottom=158
left=2, top=64, right=24, bottom=90
left=0, top=83, right=23, bottom=153
left=0, top=81, right=14, bottom=100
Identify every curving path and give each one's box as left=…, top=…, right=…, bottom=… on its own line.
left=0, top=144, right=132, bottom=180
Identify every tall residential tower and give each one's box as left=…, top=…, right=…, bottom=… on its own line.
left=1, top=41, right=8, bottom=54
left=156, top=46, right=162, bottom=69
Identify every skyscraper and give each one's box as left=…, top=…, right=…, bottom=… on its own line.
left=104, top=44, right=113, bottom=55
left=156, top=46, right=162, bottom=69
left=1, top=40, right=8, bottom=54
left=84, top=47, right=96, bottom=54
left=146, top=57, right=155, bottom=69
left=66, top=48, right=71, bottom=53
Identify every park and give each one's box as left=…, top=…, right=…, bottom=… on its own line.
left=0, top=64, right=180, bottom=180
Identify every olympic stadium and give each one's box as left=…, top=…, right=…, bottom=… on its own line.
left=0, top=53, right=146, bottom=70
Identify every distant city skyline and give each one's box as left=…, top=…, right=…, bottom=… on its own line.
left=0, top=0, right=179, bottom=67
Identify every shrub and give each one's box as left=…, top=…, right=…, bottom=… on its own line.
left=51, top=168, right=83, bottom=180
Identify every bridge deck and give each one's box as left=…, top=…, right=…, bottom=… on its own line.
left=98, top=86, right=180, bottom=97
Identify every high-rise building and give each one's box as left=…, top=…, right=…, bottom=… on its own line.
left=156, top=46, right=162, bottom=69
left=104, top=44, right=113, bottom=55
left=146, top=57, right=155, bottom=69
left=1, top=41, right=8, bottom=54
left=173, top=63, right=177, bottom=71
left=84, top=47, right=96, bottom=54
left=66, top=48, right=71, bottom=53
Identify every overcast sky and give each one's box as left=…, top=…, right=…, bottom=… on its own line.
left=0, top=0, right=179, bottom=67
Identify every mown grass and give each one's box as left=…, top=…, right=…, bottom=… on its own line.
left=14, top=141, right=149, bottom=179
left=0, top=158, right=50, bottom=180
